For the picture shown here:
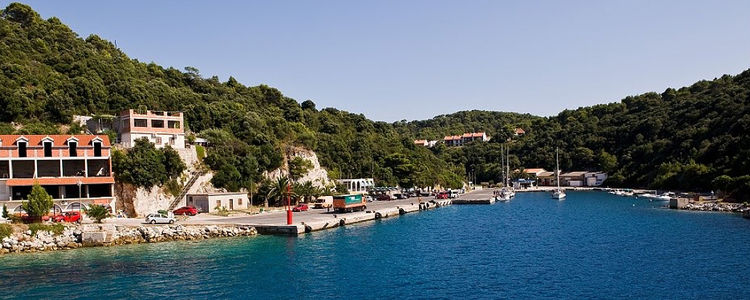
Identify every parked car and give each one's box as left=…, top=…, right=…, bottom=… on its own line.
left=377, top=194, right=392, bottom=201
left=292, top=204, right=309, bottom=212
left=436, top=192, right=449, bottom=199
left=54, top=211, right=81, bottom=223
left=173, top=206, right=199, bottom=216
left=145, top=213, right=175, bottom=224
left=365, top=195, right=373, bottom=202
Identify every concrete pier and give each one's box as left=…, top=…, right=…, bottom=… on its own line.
left=204, top=198, right=455, bottom=235
left=452, top=189, right=497, bottom=204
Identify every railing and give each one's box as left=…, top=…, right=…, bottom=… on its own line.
left=168, top=170, right=206, bottom=210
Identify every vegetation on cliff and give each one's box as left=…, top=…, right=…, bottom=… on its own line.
left=1, top=3, right=748, bottom=201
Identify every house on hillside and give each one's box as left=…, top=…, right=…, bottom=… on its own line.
left=0, top=135, right=115, bottom=213
left=414, top=140, right=438, bottom=147
left=514, top=128, right=526, bottom=136
left=444, top=132, right=490, bottom=147
left=186, top=192, right=248, bottom=213
left=115, top=109, right=185, bottom=149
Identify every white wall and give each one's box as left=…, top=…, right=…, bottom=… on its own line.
left=121, top=133, right=185, bottom=149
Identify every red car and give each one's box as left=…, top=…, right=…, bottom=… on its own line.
left=292, top=204, right=309, bottom=212
left=173, top=206, right=199, bottom=216
left=54, top=211, right=82, bottom=223
left=436, top=192, right=449, bottom=199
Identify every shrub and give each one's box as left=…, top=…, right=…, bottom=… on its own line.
left=0, top=224, right=12, bottom=239
left=28, top=223, right=64, bottom=236
left=214, top=206, right=229, bottom=216
left=195, top=145, right=205, bottom=160
left=2, top=205, right=8, bottom=219
left=85, top=205, right=111, bottom=223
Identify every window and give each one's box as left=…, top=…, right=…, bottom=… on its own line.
left=151, top=120, right=165, bottom=128
left=168, top=121, right=181, bottom=129
left=134, top=119, right=148, bottom=127
left=93, top=142, right=102, bottom=157
left=121, top=120, right=130, bottom=129
left=154, top=137, right=162, bottom=144
left=69, top=142, right=78, bottom=157
left=18, top=142, right=27, bottom=157
left=238, top=197, right=243, bottom=205
left=43, top=141, right=53, bottom=157
left=216, top=200, right=221, bottom=209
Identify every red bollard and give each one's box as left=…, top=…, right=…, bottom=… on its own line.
left=286, top=209, right=293, bottom=225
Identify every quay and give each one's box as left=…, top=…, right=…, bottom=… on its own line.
left=452, top=188, right=497, bottom=204
left=177, top=197, right=453, bottom=235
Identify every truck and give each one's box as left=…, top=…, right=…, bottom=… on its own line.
left=333, top=194, right=367, bottom=213
left=313, top=196, right=334, bottom=209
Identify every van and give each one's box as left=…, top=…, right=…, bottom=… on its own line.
left=313, top=196, right=333, bottom=209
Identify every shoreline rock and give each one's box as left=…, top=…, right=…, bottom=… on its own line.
left=0, top=224, right=257, bottom=255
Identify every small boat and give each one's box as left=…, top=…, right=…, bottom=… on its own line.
left=551, top=148, right=566, bottom=200
left=495, top=194, right=511, bottom=202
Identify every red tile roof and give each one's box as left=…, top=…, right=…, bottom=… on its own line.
left=515, top=128, right=526, bottom=134
left=0, top=135, right=111, bottom=147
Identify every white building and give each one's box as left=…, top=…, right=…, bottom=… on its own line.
left=336, top=178, right=375, bottom=194
left=186, top=192, right=249, bottom=213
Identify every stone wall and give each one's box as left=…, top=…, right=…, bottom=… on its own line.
left=1, top=224, right=257, bottom=254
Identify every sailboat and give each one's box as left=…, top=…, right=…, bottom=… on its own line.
left=551, top=148, right=566, bottom=200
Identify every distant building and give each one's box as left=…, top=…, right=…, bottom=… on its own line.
left=336, top=178, right=375, bottom=194
left=537, top=171, right=557, bottom=186
left=186, top=192, right=248, bottom=213
left=413, top=140, right=438, bottom=147
left=514, top=128, right=526, bottom=136
left=522, top=168, right=548, bottom=177
left=116, top=109, right=185, bottom=149
left=553, top=171, right=608, bottom=187
left=443, top=132, right=489, bottom=147
left=0, top=135, right=115, bottom=213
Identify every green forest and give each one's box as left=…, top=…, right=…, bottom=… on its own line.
left=1, top=3, right=748, bottom=201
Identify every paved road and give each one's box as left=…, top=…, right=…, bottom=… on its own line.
left=107, top=190, right=491, bottom=227
left=183, top=197, right=430, bottom=226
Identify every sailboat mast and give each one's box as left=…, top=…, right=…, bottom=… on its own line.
left=556, top=148, right=560, bottom=189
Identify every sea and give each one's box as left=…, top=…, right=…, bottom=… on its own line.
left=1, top=191, right=749, bottom=299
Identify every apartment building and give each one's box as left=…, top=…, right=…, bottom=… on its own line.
left=116, top=109, right=185, bottom=148
left=0, top=135, right=115, bottom=213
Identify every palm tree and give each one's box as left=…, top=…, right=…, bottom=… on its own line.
left=266, top=176, right=292, bottom=207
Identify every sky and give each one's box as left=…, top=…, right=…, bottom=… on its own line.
left=10, top=0, right=750, bottom=121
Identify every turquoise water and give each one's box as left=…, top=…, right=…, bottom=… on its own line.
left=2, top=191, right=750, bottom=299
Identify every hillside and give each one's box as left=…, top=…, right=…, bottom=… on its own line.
left=1, top=3, right=748, bottom=200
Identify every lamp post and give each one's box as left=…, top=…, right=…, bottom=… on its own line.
left=77, top=180, right=82, bottom=216
left=286, top=182, right=292, bottom=225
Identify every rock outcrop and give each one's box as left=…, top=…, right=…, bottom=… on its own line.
left=266, top=146, right=332, bottom=188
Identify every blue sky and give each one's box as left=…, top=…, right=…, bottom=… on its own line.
left=12, top=0, right=750, bottom=121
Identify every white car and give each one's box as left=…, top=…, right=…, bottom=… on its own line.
left=145, top=213, right=175, bottom=224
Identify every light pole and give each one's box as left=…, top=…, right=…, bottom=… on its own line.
left=77, top=180, right=82, bottom=216
left=286, top=182, right=292, bottom=225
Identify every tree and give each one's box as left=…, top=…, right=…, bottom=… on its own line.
left=265, top=177, right=291, bottom=207
left=288, top=157, right=312, bottom=182
left=85, top=204, right=110, bottom=223
left=162, top=145, right=186, bottom=179
left=22, top=184, right=53, bottom=222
